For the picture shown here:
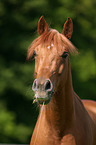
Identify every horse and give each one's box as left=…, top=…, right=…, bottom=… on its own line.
left=27, top=16, right=96, bottom=145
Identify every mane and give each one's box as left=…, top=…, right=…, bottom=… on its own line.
left=27, top=29, right=78, bottom=59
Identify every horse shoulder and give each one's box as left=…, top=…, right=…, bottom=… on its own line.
left=82, top=100, right=96, bottom=115
left=82, top=99, right=96, bottom=144
left=82, top=100, right=96, bottom=126
left=72, top=94, right=95, bottom=145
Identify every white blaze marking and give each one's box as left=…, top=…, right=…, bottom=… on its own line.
left=47, top=44, right=54, bottom=49
left=51, top=43, right=54, bottom=47
left=47, top=46, right=50, bottom=49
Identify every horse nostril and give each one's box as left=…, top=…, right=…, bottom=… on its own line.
left=45, top=80, right=52, bottom=91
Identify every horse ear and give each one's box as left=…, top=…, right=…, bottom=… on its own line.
left=62, top=17, right=73, bottom=39
left=38, top=16, right=48, bottom=35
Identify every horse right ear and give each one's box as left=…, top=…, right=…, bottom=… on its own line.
left=38, top=16, right=48, bottom=35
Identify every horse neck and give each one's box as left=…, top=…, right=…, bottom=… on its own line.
left=43, top=58, right=74, bottom=135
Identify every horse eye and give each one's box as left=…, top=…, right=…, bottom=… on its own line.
left=33, top=50, right=37, bottom=57
left=61, top=52, right=68, bottom=58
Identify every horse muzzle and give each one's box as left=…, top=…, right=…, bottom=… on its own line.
left=32, top=77, right=54, bottom=105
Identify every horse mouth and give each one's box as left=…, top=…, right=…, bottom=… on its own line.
left=33, top=91, right=54, bottom=105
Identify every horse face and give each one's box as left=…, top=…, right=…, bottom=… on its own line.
left=32, top=44, right=69, bottom=105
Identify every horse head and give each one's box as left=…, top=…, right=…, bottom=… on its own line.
left=27, top=16, right=77, bottom=105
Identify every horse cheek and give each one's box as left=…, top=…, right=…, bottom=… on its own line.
left=58, top=64, right=64, bottom=74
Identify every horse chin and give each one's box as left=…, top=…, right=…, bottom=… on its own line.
left=34, top=91, right=53, bottom=105
left=37, top=97, right=51, bottom=105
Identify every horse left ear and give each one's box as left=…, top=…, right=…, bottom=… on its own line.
left=38, top=16, right=48, bottom=35
left=62, top=17, right=73, bottom=39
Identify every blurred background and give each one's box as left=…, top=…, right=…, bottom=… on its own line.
left=0, top=0, right=96, bottom=143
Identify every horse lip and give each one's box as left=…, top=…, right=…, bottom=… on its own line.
left=34, top=90, right=54, bottom=105
left=36, top=95, right=52, bottom=105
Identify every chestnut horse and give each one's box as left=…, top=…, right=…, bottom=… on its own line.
left=27, top=16, right=96, bottom=145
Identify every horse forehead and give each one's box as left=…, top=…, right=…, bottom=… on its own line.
left=40, top=51, right=57, bottom=66
left=39, top=45, right=58, bottom=57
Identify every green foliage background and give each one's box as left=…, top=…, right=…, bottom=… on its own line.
left=0, top=0, right=96, bottom=143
